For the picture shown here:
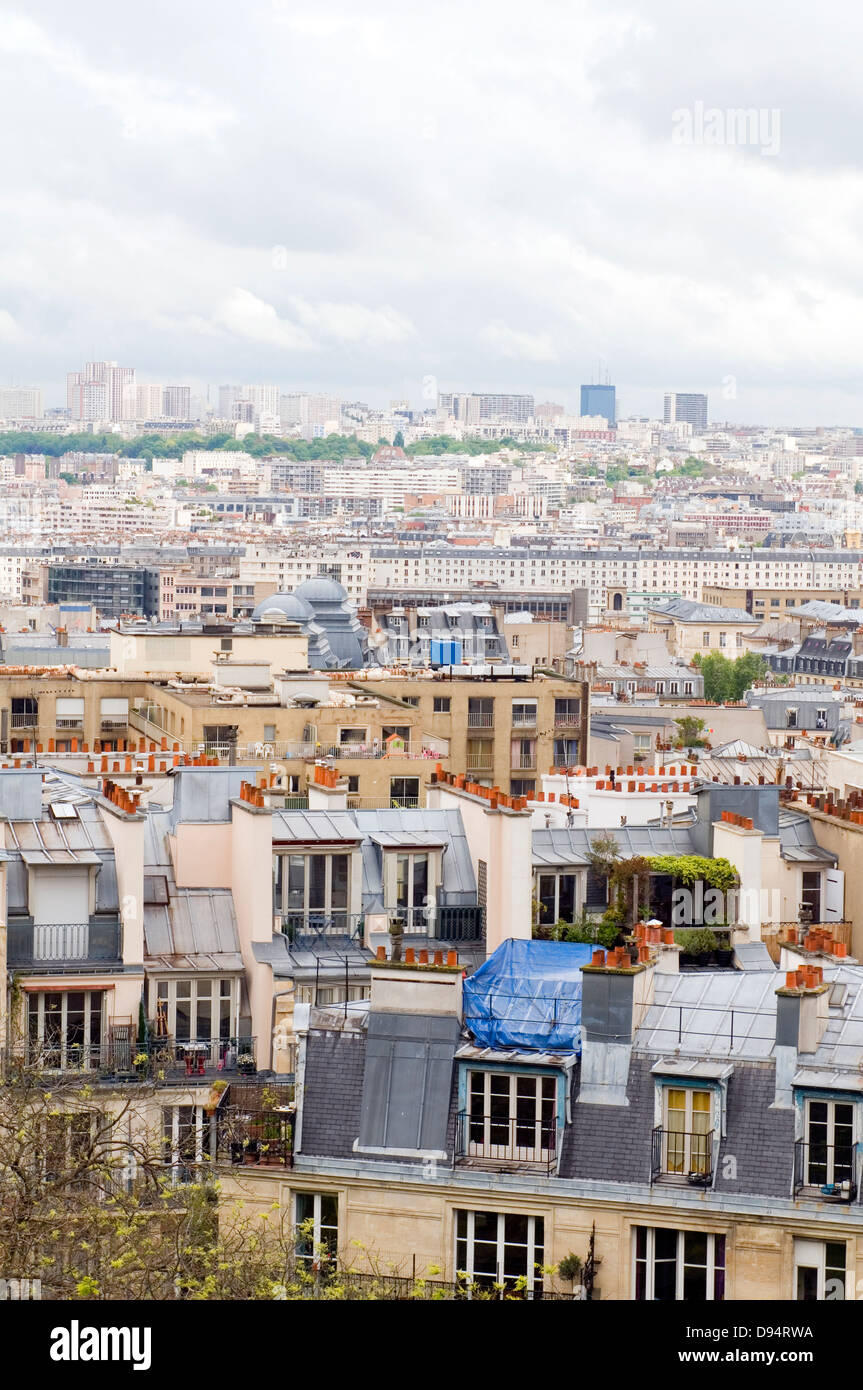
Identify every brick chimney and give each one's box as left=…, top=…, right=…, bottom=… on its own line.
left=578, top=947, right=656, bottom=1106
left=773, top=965, right=830, bottom=1107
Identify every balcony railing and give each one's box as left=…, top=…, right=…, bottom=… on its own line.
left=553, top=714, right=581, bottom=727
left=56, top=717, right=84, bottom=729
left=10, top=711, right=37, bottom=729
left=456, top=1111, right=559, bottom=1174
left=434, top=905, right=485, bottom=941
left=7, top=919, right=122, bottom=967
left=651, top=1126, right=715, bottom=1185
left=101, top=717, right=128, bottom=730
left=793, top=1140, right=859, bottom=1201
left=467, top=712, right=494, bottom=728
left=221, top=1107, right=294, bottom=1168
left=512, top=752, right=537, bottom=770
left=467, top=752, right=494, bottom=771
left=144, top=1036, right=258, bottom=1080
left=511, top=713, right=537, bottom=729
left=279, top=911, right=365, bottom=942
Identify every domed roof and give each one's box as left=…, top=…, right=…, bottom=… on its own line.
left=294, top=575, right=348, bottom=603
left=251, top=591, right=314, bottom=622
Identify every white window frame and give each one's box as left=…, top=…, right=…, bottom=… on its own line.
left=151, top=976, right=238, bottom=1044
left=467, top=1070, right=557, bottom=1161
left=27, top=990, right=105, bottom=1070
left=633, top=1226, right=725, bottom=1301
left=273, top=851, right=352, bottom=922
left=794, top=1237, right=848, bottom=1300
left=661, top=1086, right=713, bottom=1176
left=803, top=1097, right=856, bottom=1189
left=162, top=1104, right=213, bottom=1183
left=455, top=1210, right=544, bottom=1295
left=536, top=871, right=578, bottom=923
left=294, top=1191, right=339, bottom=1265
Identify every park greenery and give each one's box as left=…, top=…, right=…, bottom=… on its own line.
left=692, top=651, right=768, bottom=703
left=0, top=429, right=553, bottom=465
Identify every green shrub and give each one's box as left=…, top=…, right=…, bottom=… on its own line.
left=674, top=927, right=718, bottom=955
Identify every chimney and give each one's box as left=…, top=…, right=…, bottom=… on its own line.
left=773, top=967, right=830, bottom=1107
left=578, top=948, right=656, bottom=1106
left=369, top=951, right=463, bottom=1018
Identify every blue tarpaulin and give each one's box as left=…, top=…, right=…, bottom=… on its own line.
left=462, top=939, right=603, bottom=1054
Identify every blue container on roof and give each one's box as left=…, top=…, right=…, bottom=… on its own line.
left=462, top=938, right=602, bottom=1054
left=430, top=638, right=462, bottom=667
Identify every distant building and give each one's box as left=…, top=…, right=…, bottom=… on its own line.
left=664, top=392, right=708, bottom=431
left=579, top=383, right=616, bottom=426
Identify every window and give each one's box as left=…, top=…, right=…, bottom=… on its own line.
left=795, top=1238, right=847, bottom=1300
left=661, top=1087, right=712, bottom=1177
left=801, top=870, right=821, bottom=922
left=468, top=697, right=494, bottom=727
left=634, top=1227, right=725, bottom=1301
left=346, top=775, right=359, bottom=793
left=803, top=1098, right=854, bottom=1191
left=433, top=697, right=451, bottom=713
left=273, top=852, right=350, bottom=930
left=537, top=872, right=576, bottom=925
left=295, top=1192, right=338, bottom=1265
left=554, top=697, right=580, bottom=725
left=456, top=1210, right=544, bottom=1295
left=510, top=778, right=535, bottom=798
left=634, top=734, right=652, bottom=754
left=702, top=632, right=710, bottom=647
left=394, top=852, right=430, bottom=927
left=786, top=707, right=798, bottom=728
left=511, top=700, right=537, bottom=728
left=553, top=737, right=579, bottom=767
left=402, top=696, right=419, bottom=708
left=27, top=991, right=104, bottom=1070
left=389, top=777, right=419, bottom=807
left=719, top=632, right=726, bottom=648
left=220, top=638, right=233, bottom=652
left=815, top=708, right=827, bottom=730
left=152, top=977, right=237, bottom=1046
left=466, top=1071, right=556, bottom=1161
left=162, top=1105, right=214, bottom=1183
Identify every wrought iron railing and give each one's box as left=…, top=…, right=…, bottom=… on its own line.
left=7, top=919, right=122, bottom=967
left=279, top=911, right=365, bottom=942
left=651, top=1126, right=714, bottom=1185
left=793, top=1139, right=858, bottom=1201
left=456, top=1111, right=559, bottom=1174
left=144, top=1036, right=257, bottom=1079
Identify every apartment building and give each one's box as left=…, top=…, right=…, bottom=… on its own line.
left=647, top=598, right=760, bottom=659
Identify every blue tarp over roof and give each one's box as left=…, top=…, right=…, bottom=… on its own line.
left=462, top=939, right=603, bottom=1053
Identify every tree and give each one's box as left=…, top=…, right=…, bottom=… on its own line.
left=674, top=715, right=708, bottom=748
left=392, top=430, right=404, bottom=448
left=694, top=651, right=766, bottom=703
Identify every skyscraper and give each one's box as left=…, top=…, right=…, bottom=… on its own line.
left=579, top=383, right=616, bottom=425
left=67, top=361, right=136, bottom=422
left=664, top=392, right=708, bottom=431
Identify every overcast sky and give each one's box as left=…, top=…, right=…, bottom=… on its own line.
left=2, top=0, right=863, bottom=425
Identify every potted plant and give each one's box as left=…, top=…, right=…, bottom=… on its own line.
left=237, top=1053, right=256, bottom=1075
left=557, top=1252, right=583, bottom=1290
left=133, top=1051, right=149, bottom=1079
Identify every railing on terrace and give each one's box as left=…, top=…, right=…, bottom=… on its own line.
left=7, top=919, right=122, bottom=967
left=793, top=1140, right=859, bottom=1201
left=347, top=796, right=421, bottom=809
left=279, top=911, right=365, bottom=942
left=456, top=1111, right=559, bottom=1174
left=650, top=1126, right=715, bottom=1186
left=467, top=712, right=494, bottom=728
left=145, top=1035, right=258, bottom=1079
left=221, top=1107, right=294, bottom=1168
left=761, top=921, right=853, bottom=964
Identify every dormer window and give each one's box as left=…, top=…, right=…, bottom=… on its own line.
left=460, top=1070, right=558, bottom=1165
left=795, top=1099, right=856, bottom=1200
left=653, top=1086, right=714, bottom=1183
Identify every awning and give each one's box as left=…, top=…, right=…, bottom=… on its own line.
left=651, top=1059, right=733, bottom=1080
left=20, top=849, right=102, bottom=867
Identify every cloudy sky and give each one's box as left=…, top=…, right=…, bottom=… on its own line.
left=1, top=0, right=862, bottom=424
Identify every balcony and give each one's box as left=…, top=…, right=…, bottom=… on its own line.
left=143, top=1035, right=258, bottom=1083
left=511, top=712, right=537, bottom=729
left=10, top=711, right=37, bottom=729
left=101, top=717, right=128, bottom=731
left=793, top=1140, right=859, bottom=1202
left=650, top=1126, right=715, bottom=1186
left=467, top=712, right=494, bottom=728
left=279, top=910, right=365, bottom=943
left=467, top=748, right=494, bottom=771
left=456, top=1111, right=559, bottom=1174
left=512, top=752, right=537, bottom=770
left=56, top=717, right=84, bottom=730
left=553, top=714, right=581, bottom=728
left=7, top=919, right=122, bottom=969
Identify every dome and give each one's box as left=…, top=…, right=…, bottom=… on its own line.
left=251, top=591, right=314, bottom=622
left=294, top=576, right=348, bottom=603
